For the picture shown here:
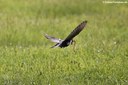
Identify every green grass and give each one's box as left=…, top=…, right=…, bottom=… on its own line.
left=0, top=0, right=128, bottom=84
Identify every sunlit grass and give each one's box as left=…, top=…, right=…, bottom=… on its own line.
left=0, top=0, right=128, bottom=84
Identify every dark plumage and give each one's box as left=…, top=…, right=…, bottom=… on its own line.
left=44, top=20, right=87, bottom=48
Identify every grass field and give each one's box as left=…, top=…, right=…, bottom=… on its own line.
left=0, top=0, right=128, bottom=84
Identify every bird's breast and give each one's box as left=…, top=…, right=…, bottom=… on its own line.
left=59, top=40, right=72, bottom=48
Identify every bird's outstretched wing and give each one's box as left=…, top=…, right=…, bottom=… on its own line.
left=64, top=21, right=87, bottom=41
left=44, top=34, right=63, bottom=43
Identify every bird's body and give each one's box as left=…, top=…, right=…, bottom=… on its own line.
left=58, top=40, right=73, bottom=48
left=44, top=20, right=87, bottom=48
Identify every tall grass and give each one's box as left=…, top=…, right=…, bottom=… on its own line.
left=0, top=0, right=128, bottom=84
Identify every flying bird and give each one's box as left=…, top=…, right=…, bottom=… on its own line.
left=44, top=20, right=87, bottom=48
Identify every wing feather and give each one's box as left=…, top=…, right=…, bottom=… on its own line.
left=64, top=21, right=87, bottom=41
left=44, top=34, right=62, bottom=43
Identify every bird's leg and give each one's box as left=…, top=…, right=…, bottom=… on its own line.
left=72, top=40, right=76, bottom=52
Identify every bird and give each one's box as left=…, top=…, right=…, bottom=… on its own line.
left=44, top=20, right=87, bottom=48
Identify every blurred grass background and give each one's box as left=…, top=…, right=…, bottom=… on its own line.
left=0, top=0, right=128, bottom=84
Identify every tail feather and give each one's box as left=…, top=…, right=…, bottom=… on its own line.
left=51, top=43, right=60, bottom=48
